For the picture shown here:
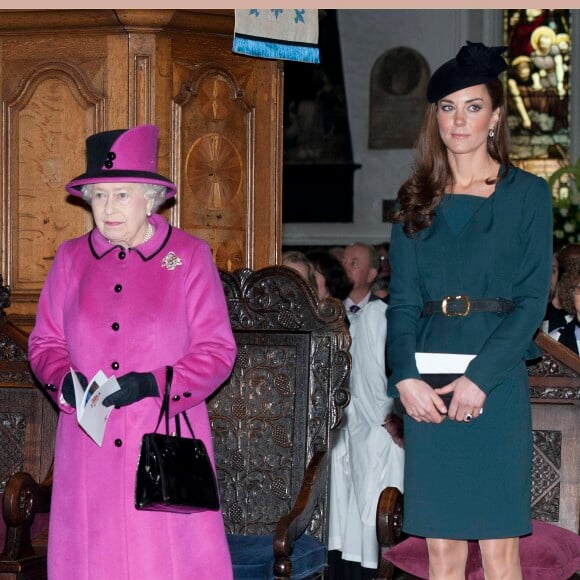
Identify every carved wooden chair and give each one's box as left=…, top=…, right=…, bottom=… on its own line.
left=376, top=331, right=580, bottom=580
left=0, top=279, right=57, bottom=580
left=210, top=266, right=351, bottom=579
left=0, top=267, right=351, bottom=580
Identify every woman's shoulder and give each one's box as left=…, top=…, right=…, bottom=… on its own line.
left=503, top=165, right=551, bottom=192
left=56, top=231, right=91, bottom=254
left=499, top=166, right=552, bottom=208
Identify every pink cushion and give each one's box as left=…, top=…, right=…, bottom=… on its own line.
left=383, top=520, right=580, bottom=580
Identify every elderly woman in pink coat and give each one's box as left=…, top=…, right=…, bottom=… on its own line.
left=28, top=125, right=237, bottom=580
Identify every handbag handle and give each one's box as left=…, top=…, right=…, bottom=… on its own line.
left=175, top=411, right=196, bottom=438
left=152, top=365, right=196, bottom=438
left=153, top=365, right=172, bottom=434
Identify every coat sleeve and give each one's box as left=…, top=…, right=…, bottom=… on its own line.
left=386, top=221, right=423, bottom=394
left=465, top=178, right=553, bottom=394
left=153, top=240, right=237, bottom=416
left=28, top=242, right=76, bottom=414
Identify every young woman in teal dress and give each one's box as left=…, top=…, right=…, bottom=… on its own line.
left=387, top=42, right=553, bottom=579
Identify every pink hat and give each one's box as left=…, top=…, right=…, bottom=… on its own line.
left=65, top=125, right=176, bottom=198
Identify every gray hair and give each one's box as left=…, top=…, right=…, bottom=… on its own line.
left=350, top=242, right=381, bottom=273
left=80, top=183, right=168, bottom=212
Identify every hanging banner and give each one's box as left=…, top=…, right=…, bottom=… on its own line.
left=233, top=9, right=320, bottom=64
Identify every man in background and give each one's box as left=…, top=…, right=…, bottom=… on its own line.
left=341, top=242, right=381, bottom=327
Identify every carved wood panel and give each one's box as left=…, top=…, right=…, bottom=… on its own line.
left=166, top=29, right=283, bottom=273
left=531, top=404, right=579, bottom=533
left=528, top=331, right=580, bottom=533
left=209, top=334, right=310, bottom=535
left=8, top=66, right=103, bottom=286
left=173, top=62, right=250, bottom=272
left=531, top=429, right=561, bottom=523
left=0, top=324, right=57, bottom=491
left=0, top=27, right=129, bottom=327
left=210, top=267, right=351, bottom=542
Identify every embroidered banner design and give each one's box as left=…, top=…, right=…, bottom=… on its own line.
left=233, top=9, right=319, bottom=64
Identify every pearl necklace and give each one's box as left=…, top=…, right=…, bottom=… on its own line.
left=142, top=223, right=154, bottom=243
left=106, top=222, right=154, bottom=246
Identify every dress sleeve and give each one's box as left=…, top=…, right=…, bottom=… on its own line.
left=465, top=178, right=553, bottom=394
left=386, top=221, right=423, bottom=393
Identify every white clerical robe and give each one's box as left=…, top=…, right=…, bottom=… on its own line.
left=328, top=299, right=405, bottom=569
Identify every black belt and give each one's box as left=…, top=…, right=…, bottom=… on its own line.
left=423, top=296, right=515, bottom=317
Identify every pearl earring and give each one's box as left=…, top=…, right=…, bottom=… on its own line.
left=146, top=210, right=152, bottom=217
left=488, top=128, right=495, bottom=138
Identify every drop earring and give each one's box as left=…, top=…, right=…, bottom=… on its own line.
left=488, top=128, right=495, bottom=138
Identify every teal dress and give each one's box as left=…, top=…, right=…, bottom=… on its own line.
left=386, top=167, right=553, bottom=539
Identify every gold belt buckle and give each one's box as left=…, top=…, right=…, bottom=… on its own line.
left=441, top=295, right=471, bottom=317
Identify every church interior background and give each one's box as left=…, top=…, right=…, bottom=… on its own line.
left=282, top=9, right=579, bottom=253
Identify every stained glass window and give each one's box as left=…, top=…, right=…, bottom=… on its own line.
left=504, top=10, right=571, bottom=166
left=505, top=10, right=579, bottom=248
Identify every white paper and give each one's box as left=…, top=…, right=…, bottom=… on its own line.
left=71, top=368, right=121, bottom=447
left=415, top=352, right=476, bottom=374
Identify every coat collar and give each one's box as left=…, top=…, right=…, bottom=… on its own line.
left=88, top=213, right=172, bottom=261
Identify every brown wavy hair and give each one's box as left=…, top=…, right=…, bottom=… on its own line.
left=392, top=79, right=513, bottom=235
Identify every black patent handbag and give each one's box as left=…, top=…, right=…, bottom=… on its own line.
left=135, top=366, right=220, bottom=514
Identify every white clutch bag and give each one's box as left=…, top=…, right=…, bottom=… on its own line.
left=415, top=352, right=475, bottom=374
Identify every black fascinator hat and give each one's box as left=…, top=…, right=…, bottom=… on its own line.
left=427, top=41, right=507, bottom=103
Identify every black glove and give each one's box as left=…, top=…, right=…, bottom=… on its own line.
left=61, top=371, right=88, bottom=409
left=102, top=372, right=159, bottom=408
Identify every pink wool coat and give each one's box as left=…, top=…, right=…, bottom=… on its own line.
left=28, top=213, right=237, bottom=580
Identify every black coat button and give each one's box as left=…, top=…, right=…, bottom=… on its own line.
left=114, top=284, right=122, bottom=293
left=172, top=395, right=181, bottom=402
left=114, top=439, right=122, bottom=447
left=45, top=383, right=56, bottom=392
left=119, top=251, right=126, bottom=260
left=112, top=322, right=120, bottom=331
left=183, top=392, right=192, bottom=398
left=111, top=361, right=120, bottom=370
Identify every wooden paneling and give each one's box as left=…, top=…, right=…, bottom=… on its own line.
left=528, top=331, right=580, bottom=534
left=0, top=312, right=57, bottom=490
left=0, top=10, right=283, bottom=331
left=531, top=405, right=580, bottom=534
left=165, top=26, right=283, bottom=272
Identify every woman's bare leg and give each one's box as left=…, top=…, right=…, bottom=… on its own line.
left=479, top=537, right=521, bottom=580
left=426, top=538, right=468, bottom=580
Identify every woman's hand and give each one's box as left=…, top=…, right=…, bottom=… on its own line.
left=396, top=378, right=448, bottom=423
left=61, top=371, right=88, bottom=408
left=435, top=375, right=486, bottom=422
left=102, top=372, right=159, bottom=408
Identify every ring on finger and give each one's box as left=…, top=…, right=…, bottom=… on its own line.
left=465, top=412, right=473, bottom=422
